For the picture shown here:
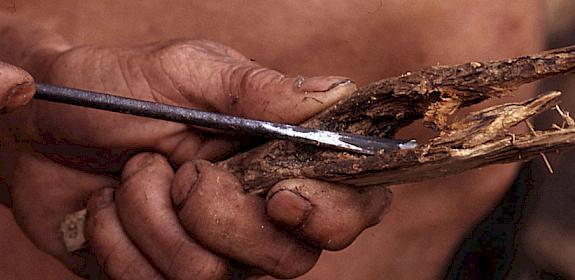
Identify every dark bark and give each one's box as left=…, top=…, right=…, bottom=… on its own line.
left=220, top=45, right=575, bottom=194
left=63, top=45, right=575, bottom=251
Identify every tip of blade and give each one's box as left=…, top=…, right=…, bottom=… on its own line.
left=398, top=139, right=418, bottom=150
left=338, top=134, right=417, bottom=155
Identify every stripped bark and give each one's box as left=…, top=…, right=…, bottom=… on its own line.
left=62, top=45, right=575, bottom=251
left=220, top=45, right=575, bottom=194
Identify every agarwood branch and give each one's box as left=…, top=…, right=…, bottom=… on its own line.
left=220, top=45, right=575, bottom=193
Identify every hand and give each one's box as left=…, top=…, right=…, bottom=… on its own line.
left=2, top=18, right=392, bottom=279
left=82, top=153, right=391, bottom=279
left=0, top=61, right=35, bottom=184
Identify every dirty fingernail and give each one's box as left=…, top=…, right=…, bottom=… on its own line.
left=5, top=82, right=35, bottom=108
left=293, top=76, right=354, bottom=93
left=266, top=189, right=312, bottom=228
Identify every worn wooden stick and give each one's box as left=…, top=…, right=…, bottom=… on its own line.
left=62, top=45, right=575, bottom=251
left=221, top=44, right=575, bottom=193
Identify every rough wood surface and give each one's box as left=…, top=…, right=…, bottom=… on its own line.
left=220, top=45, right=575, bottom=194
left=62, top=45, right=575, bottom=251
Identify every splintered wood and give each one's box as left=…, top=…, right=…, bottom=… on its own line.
left=62, top=45, right=575, bottom=251
left=220, top=45, right=575, bottom=193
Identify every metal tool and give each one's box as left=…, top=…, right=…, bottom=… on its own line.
left=33, top=83, right=417, bottom=155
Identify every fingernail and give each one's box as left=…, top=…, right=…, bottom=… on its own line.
left=92, top=188, right=114, bottom=210
left=266, top=189, right=312, bottom=228
left=293, top=76, right=353, bottom=93
left=5, top=82, right=35, bottom=108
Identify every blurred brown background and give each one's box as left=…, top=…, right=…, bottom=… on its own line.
left=0, top=0, right=572, bottom=279
left=521, top=0, right=575, bottom=278
left=447, top=1, right=575, bottom=279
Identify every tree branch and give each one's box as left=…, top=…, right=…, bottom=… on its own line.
left=220, top=45, right=575, bottom=193
left=62, top=45, right=575, bottom=251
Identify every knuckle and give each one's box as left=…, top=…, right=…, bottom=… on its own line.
left=223, top=64, right=252, bottom=99
left=224, top=64, right=275, bottom=105
left=235, top=65, right=275, bottom=93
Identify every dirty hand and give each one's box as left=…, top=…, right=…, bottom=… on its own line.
left=0, top=61, right=35, bottom=180
left=1, top=18, right=392, bottom=279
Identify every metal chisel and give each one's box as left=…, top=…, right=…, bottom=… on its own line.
left=33, top=83, right=417, bottom=155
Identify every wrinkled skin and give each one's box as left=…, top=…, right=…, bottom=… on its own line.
left=0, top=21, right=391, bottom=279
left=0, top=1, right=544, bottom=279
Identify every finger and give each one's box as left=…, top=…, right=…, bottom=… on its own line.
left=153, top=39, right=357, bottom=124
left=115, top=153, right=230, bottom=280
left=266, top=179, right=392, bottom=250
left=85, top=188, right=164, bottom=280
left=0, top=62, right=35, bottom=110
left=155, top=132, right=241, bottom=165
left=173, top=160, right=321, bottom=279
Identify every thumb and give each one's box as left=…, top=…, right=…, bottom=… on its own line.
left=0, top=62, right=35, bottom=110
left=225, top=71, right=356, bottom=124
left=156, top=40, right=357, bottom=124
